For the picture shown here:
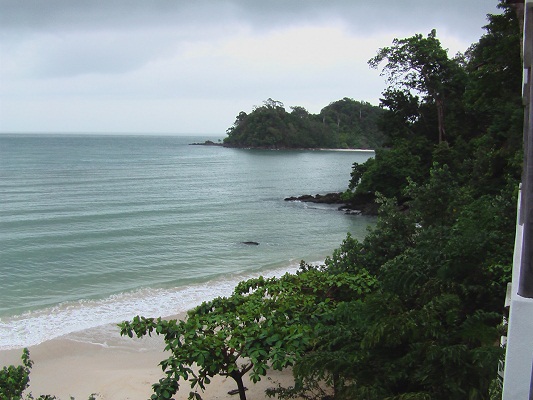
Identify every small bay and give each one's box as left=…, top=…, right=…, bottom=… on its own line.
left=0, top=134, right=374, bottom=349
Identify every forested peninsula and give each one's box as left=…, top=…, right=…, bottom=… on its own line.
left=223, top=98, right=386, bottom=149
left=4, top=1, right=523, bottom=400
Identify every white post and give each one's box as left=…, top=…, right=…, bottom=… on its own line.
left=503, top=1, right=533, bottom=398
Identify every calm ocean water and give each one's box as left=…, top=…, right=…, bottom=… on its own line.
left=0, top=134, right=374, bottom=350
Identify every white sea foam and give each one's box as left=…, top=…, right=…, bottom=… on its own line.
left=0, top=263, right=305, bottom=350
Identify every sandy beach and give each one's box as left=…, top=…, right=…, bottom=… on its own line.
left=0, top=318, right=296, bottom=400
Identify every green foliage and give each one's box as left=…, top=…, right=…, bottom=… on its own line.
left=319, top=98, right=387, bottom=149
left=285, top=6, right=523, bottom=394
left=120, top=270, right=377, bottom=400
left=327, top=195, right=419, bottom=277
left=131, top=3, right=521, bottom=400
left=223, top=97, right=385, bottom=149
left=0, top=348, right=32, bottom=400
left=463, top=4, right=523, bottom=195
left=339, top=292, right=503, bottom=400
left=346, top=139, right=429, bottom=200
left=0, top=349, right=95, bottom=400
left=353, top=4, right=522, bottom=206
left=369, top=29, right=466, bottom=144
left=118, top=4, right=521, bottom=400
left=290, top=162, right=512, bottom=399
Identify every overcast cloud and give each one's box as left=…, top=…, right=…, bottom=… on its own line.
left=0, top=1, right=501, bottom=135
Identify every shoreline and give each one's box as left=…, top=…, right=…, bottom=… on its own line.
left=0, top=266, right=308, bottom=399
left=228, top=146, right=375, bottom=152
left=1, top=326, right=167, bottom=400
left=1, top=313, right=297, bottom=400
left=190, top=140, right=376, bottom=152
left=1, top=263, right=307, bottom=351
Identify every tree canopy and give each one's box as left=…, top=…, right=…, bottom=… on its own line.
left=121, top=2, right=522, bottom=399
left=369, top=29, right=465, bottom=144
left=119, top=269, right=377, bottom=400
left=286, top=2, right=521, bottom=399
left=223, top=97, right=385, bottom=149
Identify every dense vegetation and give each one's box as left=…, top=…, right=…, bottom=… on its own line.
left=287, top=2, right=521, bottom=399
left=121, top=269, right=377, bottom=400
left=3, top=1, right=522, bottom=399
left=122, top=3, right=521, bottom=399
left=223, top=98, right=386, bottom=149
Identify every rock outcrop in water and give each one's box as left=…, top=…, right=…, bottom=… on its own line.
left=284, top=192, right=378, bottom=215
left=189, top=140, right=223, bottom=146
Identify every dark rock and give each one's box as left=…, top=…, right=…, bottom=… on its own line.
left=284, top=192, right=343, bottom=204
left=242, top=241, right=259, bottom=245
left=339, top=207, right=362, bottom=215
left=285, top=191, right=378, bottom=215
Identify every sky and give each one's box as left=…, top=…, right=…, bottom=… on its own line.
left=0, top=1, right=502, bottom=136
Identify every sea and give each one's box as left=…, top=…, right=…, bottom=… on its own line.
left=0, top=134, right=374, bottom=350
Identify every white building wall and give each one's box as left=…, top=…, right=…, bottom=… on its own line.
left=502, top=190, right=533, bottom=399
left=502, top=1, right=533, bottom=398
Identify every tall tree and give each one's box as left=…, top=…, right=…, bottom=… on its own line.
left=369, top=30, right=463, bottom=144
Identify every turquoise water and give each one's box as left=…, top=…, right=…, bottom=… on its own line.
left=0, top=134, right=374, bottom=349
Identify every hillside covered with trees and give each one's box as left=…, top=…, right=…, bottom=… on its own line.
left=4, top=1, right=523, bottom=399
left=121, top=2, right=523, bottom=399
left=223, top=98, right=386, bottom=149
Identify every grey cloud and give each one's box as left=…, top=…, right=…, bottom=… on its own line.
left=34, top=31, right=178, bottom=78
left=230, top=0, right=500, bottom=40
left=0, top=1, right=236, bottom=32
left=0, top=0, right=504, bottom=134
left=0, top=1, right=500, bottom=73
left=1, top=0, right=498, bottom=38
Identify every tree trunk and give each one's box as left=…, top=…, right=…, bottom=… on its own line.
left=436, top=97, right=446, bottom=143
left=333, top=372, right=341, bottom=399
left=230, top=371, right=247, bottom=400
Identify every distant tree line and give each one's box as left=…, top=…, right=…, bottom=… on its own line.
left=223, top=97, right=386, bottom=149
